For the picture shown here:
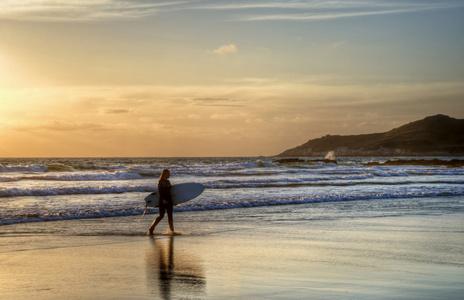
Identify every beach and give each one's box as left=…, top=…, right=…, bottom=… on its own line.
left=2, top=197, right=463, bottom=300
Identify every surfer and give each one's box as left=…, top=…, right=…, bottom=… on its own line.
left=148, top=169, right=174, bottom=235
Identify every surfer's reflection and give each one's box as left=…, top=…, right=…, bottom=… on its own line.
left=146, top=236, right=205, bottom=299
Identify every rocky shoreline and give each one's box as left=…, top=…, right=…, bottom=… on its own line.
left=271, top=158, right=464, bottom=168
left=365, top=159, right=464, bottom=167
left=272, top=158, right=338, bottom=164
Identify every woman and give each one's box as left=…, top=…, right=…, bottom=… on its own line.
left=148, top=169, right=174, bottom=235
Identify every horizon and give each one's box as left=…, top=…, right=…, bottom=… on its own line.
left=1, top=1, right=464, bottom=157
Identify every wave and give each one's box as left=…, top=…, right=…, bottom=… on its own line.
left=75, top=164, right=128, bottom=171
left=2, top=178, right=464, bottom=198
left=2, top=190, right=463, bottom=226
left=0, top=185, right=154, bottom=197
left=0, top=165, right=48, bottom=173
left=0, top=160, right=274, bottom=173
left=28, top=171, right=143, bottom=182
left=0, top=177, right=21, bottom=182
left=206, top=180, right=464, bottom=189
left=0, top=206, right=147, bottom=226
left=46, top=163, right=76, bottom=172
left=2, top=168, right=464, bottom=185
left=0, top=163, right=131, bottom=173
left=2, top=159, right=463, bottom=179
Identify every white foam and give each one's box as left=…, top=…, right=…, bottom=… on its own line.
left=2, top=189, right=463, bottom=226
left=1, top=157, right=464, bottom=226
left=0, top=165, right=47, bottom=173
left=0, top=185, right=154, bottom=197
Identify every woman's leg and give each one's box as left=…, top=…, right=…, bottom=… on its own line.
left=148, top=206, right=166, bottom=234
left=167, top=204, right=174, bottom=232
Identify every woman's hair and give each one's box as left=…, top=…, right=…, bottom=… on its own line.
left=160, top=169, right=170, bottom=180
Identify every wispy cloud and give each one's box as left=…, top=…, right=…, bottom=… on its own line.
left=11, top=120, right=109, bottom=132
left=189, top=97, right=244, bottom=107
left=210, top=112, right=250, bottom=120
left=241, top=7, right=448, bottom=22
left=100, top=108, right=133, bottom=114
left=2, top=1, right=461, bottom=22
left=210, top=44, right=238, bottom=55
left=0, top=0, right=185, bottom=21
left=194, top=1, right=402, bottom=10
left=193, top=0, right=464, bottom=22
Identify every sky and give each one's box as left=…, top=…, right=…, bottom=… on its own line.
left=0, top=0, right=463, bottom=157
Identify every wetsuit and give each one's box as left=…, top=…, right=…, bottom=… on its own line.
left=148, top=177, right=174, bottom=234
left=157, top=178, right=173, bottom=218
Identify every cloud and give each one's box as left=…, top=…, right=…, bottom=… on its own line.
left=100, top=108, right=132, bottom=114
left=192, top=97, right=232, bottom=102
left=210, top=44, right=238, bottom=55
left=0, top=0, right=184, bottom=21
left=210, top=112, right=250, bottom=120
left=11, top=120, right=109, bottom=132
left=4, top=1, right=462, bottom=23
left=273, top=115, right=312, bottom=123
left=189, top=97, right=245, bottom=107
left=193, top=0, right=464, bottom=22
left=2, top=79, right=463, bottom=156
left=241, top=8, right=424, bottom=22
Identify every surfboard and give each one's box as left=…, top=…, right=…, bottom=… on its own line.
left=145, top=182, right=205, bottom=207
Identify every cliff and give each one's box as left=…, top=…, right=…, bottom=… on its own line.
left=276, top=115, right=464, bottom=157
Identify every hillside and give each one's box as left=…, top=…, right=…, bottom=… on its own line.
left=276, top=115, right=464, bottom=157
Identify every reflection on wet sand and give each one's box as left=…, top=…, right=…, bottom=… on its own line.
left=146, top=236, right=206, bottom=299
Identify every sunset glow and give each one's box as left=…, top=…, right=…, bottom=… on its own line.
left=1, top=0, right=463, bottom=157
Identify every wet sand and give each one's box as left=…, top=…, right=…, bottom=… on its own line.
left=1, top=202, right=463, bottom=299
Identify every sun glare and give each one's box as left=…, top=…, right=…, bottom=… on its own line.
left=0, top=52, right=22, bottom=88
left=0, top=54, right=8, bottom=86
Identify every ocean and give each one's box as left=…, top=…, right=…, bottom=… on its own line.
left=1, top=156, right=464, bottom=227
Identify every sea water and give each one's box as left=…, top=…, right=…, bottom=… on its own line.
left=1, top=156, right=464, bottom=226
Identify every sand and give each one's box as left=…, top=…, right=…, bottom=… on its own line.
left=1, top=202, right=463, bottom=299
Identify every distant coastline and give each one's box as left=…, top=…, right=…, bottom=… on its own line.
left=276, top=115, right=464, bottom=157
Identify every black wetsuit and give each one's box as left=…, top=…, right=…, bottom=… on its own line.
left=157, top=178, right=173, bottom=217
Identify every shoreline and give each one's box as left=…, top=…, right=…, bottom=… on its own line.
left=1, top=199, right=464, bottom=299
left=2, top=155, right=464, bottom=160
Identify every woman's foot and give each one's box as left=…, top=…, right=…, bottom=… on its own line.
left=147, top=227, right=154, bottom=235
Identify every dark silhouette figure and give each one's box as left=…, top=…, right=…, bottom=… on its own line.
left=148, top=169, right=174, bottom=235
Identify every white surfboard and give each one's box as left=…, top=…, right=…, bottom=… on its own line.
left=145, top=182, right=205, bottom=207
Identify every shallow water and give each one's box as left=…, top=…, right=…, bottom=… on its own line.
left=1, top=198, right=463, bottom=300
